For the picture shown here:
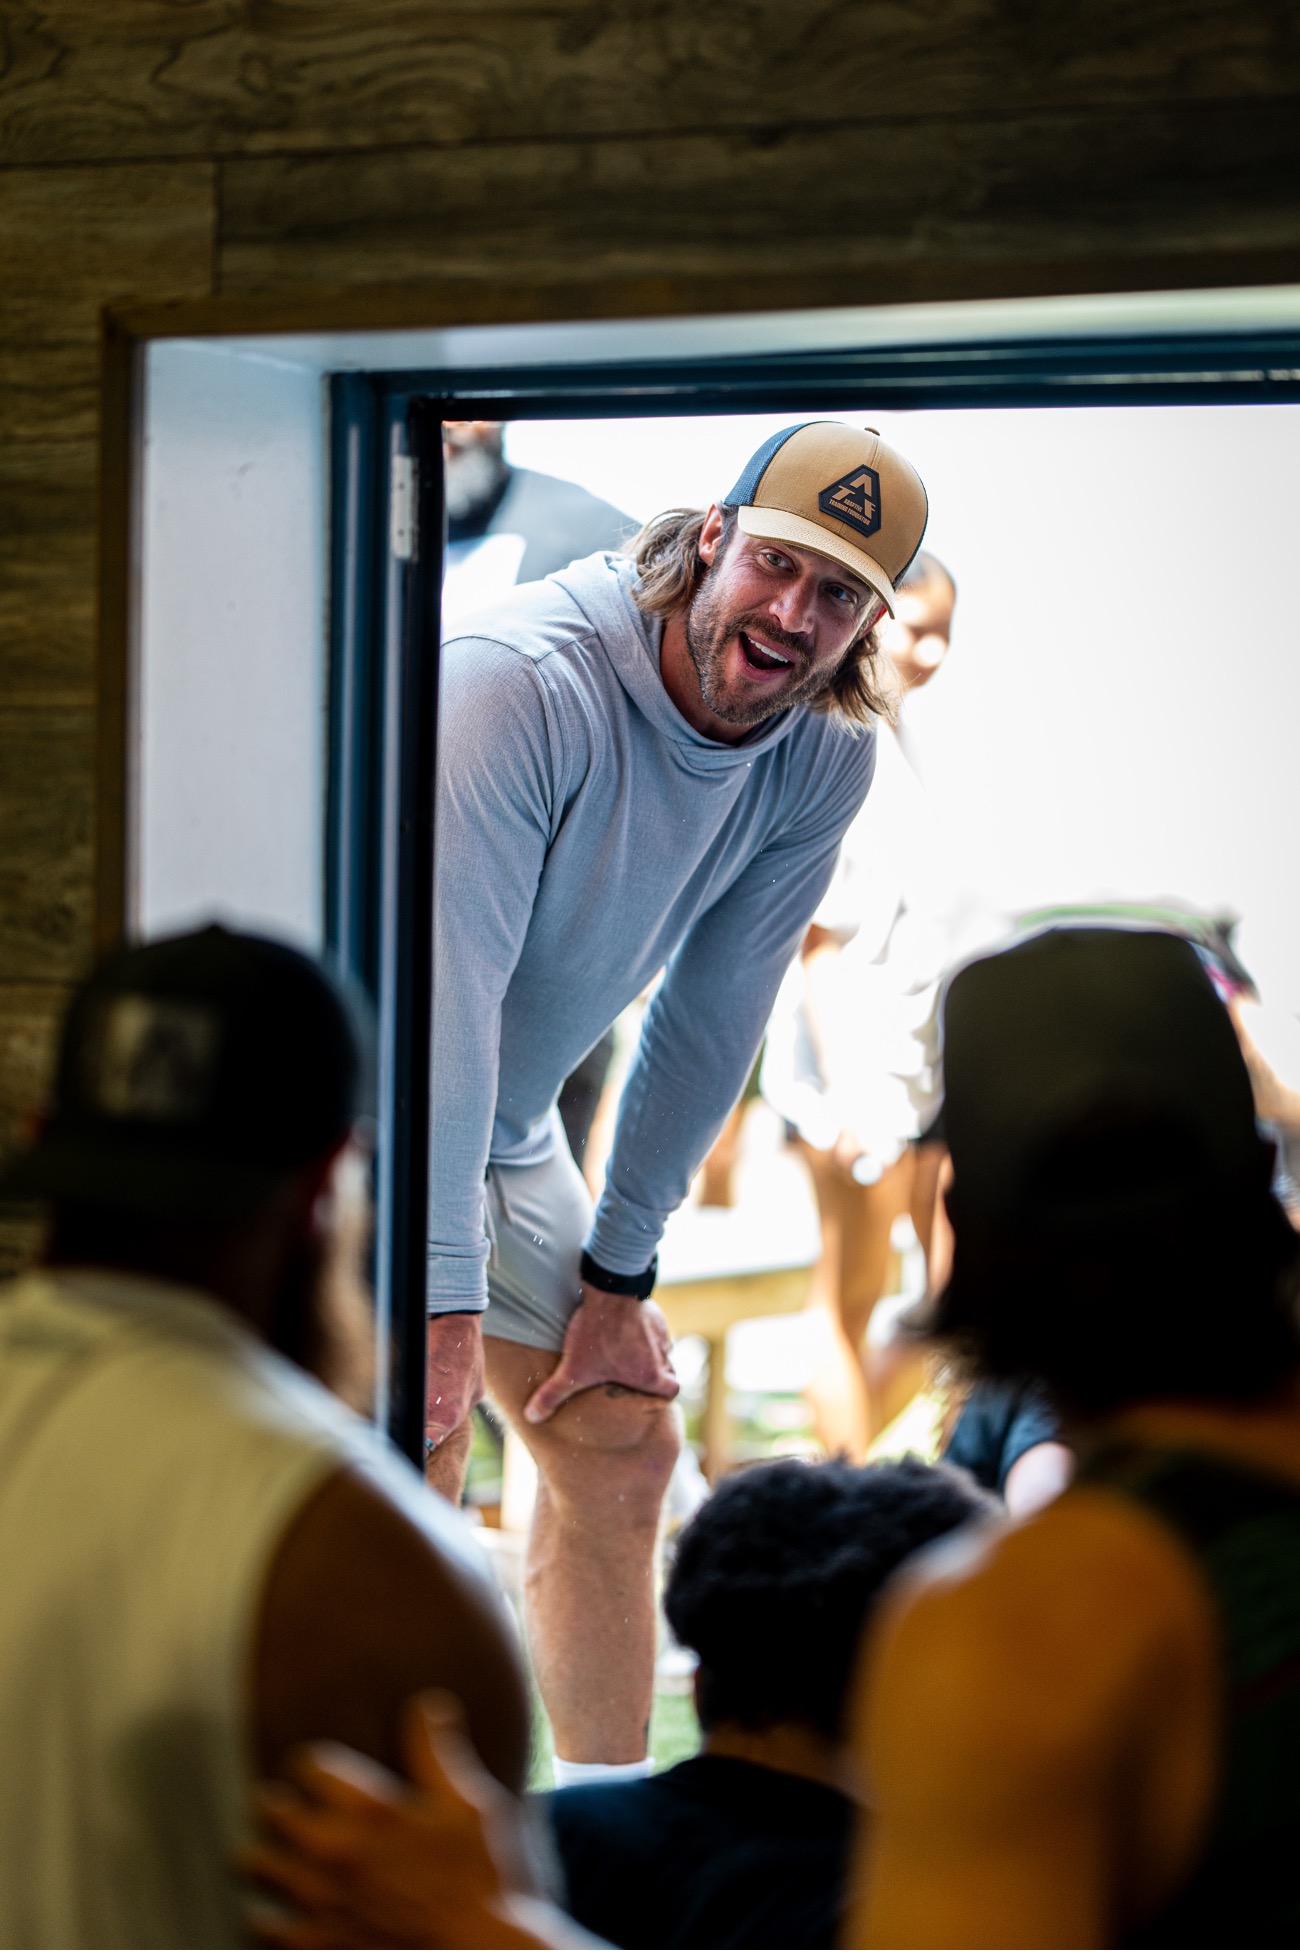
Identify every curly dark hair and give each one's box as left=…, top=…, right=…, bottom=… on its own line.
left=664, top=1455, right=991, bottom=1741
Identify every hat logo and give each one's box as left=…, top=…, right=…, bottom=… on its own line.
left=818, top=465, right=881, bottom=540
left=85, top=996, right=220, bottom=1124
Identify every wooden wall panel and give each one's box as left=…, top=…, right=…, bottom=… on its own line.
left=0, top=162, right=216, bottom=445
left=0, top=710, right=95, bottom=983
left=1, top=2, right=1298, bottom=163
left=0, top=163, right=214, bottom=712
left=219, top=98, right=1300, bottom=293
left=0, top=443, right=96, bottom=706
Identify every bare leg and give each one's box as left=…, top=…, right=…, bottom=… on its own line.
left=484, top=1334, right=679, bottom=1764
left=799, top=1142, right=916, bottom=1457
left=864, top=1146, right=952, bottom=1437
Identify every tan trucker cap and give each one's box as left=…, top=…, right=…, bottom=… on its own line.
left=723, top=421, right=928, bottom=616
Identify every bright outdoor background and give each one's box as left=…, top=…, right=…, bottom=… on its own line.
left=477, top=404, right=1300, bottom=1779
left=507, top=404, right=1300, bottom=1049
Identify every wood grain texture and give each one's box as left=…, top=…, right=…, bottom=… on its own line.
left=105, top=239, right=1300, bottom=350
left=0, top=161, right=215, bottom=444
left=0, top=709, right=95, bottom=983
left=218, top=97, right=1300, bottom=293
left=0, top=163, right=212, bottom=715
left=1, top=1, right=1298, bottom=164
left=0, top=441, right=96, bottom=706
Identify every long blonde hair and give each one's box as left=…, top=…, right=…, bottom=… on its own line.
left=627, top=506, right=897, bottom=728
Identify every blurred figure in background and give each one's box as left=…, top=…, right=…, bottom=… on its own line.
left=850, top=926, right=1300, bottom=1948
left=444, top=420, right=633, bottom=603
left=0, top=927, right=528, bottom=1947
left=762, top=551, right=957, bottom=1456
left=443, top=420, right=635, bottom=1174
left=250, top=1456, right=993, bottom=1950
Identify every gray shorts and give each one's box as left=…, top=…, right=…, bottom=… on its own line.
left=482, top=1141, right=594, bottom=1352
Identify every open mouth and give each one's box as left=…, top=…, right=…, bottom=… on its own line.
left=738, top=629, right=796, bottom=676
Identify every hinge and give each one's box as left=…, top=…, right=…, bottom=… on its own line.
left=390, top=453, right=415, bottom=561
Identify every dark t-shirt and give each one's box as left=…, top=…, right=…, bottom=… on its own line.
left=943, top=1379, right=1062, bottom=1496
left=543, top=1753, right=854, bottom=1949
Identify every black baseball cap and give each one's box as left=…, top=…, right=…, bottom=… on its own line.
left=0, top=925, right=370, bottom=1222
left=941, top=926, right=1265, bottom=1227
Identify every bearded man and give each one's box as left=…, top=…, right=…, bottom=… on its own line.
left=425, top=422, right=929, bottom=1784
left=0, top=925, right=528, bottom=1946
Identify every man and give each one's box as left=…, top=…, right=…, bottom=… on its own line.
left=443, top=420, right=633, bottom=605
left=848, top=926, right=1300, bottom=1946
left=425, top=421, right=931, bottom=1781
left=0, top=926, right=529, bottom=1946
left=248, top=1455, right=992, bottom=1949
left=762, top=550, right=958, bottom=1455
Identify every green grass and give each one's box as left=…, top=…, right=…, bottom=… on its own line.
left=528, top=1685, right=701, bottom=1792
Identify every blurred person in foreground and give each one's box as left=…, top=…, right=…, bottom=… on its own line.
left=443, top=420, right=635, bottom=1173
left=249, top=1456, right=991, bottom=1949
left=848, top=925, right=1300, bottom=1948
left=426, top=423, right=929, bottom=1784
left=761, top=551, right=957, bottom=1456
left=0, top=926, right=529, bottom=1948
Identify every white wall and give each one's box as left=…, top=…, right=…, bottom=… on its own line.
left=136, top=341, right=327, bottom=949
left=506, top=406, right=1300, bottom=1046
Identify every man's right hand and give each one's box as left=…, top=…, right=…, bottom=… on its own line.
left=425, top=1312, right=485, bottom=1450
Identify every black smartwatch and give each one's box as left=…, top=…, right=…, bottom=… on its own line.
left=579, top=1249, right=658, bottom=1300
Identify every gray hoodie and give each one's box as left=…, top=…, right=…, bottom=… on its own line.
left=429, top=552, right=876, bottom=1312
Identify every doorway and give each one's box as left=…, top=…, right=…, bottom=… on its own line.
left=124, top=285, right=1300, bottom=1460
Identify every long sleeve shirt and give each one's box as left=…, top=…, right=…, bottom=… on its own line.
left=428, top=552, right=875, bottom=1313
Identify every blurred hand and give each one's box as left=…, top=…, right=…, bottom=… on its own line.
left=244, top=1692, right=576, bottom=1948
left=425, top=1313, right=485, bottom=1449
left=523, top=1286, right=679, bottom=1425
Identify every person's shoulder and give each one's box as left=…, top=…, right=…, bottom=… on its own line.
left=545, top=1770, right=668, bottom=1832
left=443, top=580, right=588, bottom=665
left=858, top=1488, right=1215, bottom=1775
left=255, top=1455, right=529, bottom=1788
left=504, top=468, right=633, bottom=533
left=499, top=470, right=635, bottom=572
left=442, top=562, right=624, bottom=693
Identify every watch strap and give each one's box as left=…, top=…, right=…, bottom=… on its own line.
left=579, top=1249, right=658, bottom=1300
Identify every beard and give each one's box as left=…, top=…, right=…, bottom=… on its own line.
left=684, top=562, right=845, bottom=729
left=269, top=1192, right=376, bottom=1417
left=443, top=438, right=510, bottom=526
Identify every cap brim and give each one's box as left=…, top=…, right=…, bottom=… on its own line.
left=0, top=1130, right=289, bottom=1223
left=737, top=507, right=897, bottom=615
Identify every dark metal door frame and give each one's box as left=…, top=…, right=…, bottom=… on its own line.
left=327, top=325, right=1300, bottom=1465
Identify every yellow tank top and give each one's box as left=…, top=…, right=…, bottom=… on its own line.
left=0, top=1267, right=391, bottom=1947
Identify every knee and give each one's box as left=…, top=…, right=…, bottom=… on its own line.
left=529, top=1388, right=681, bottom=1513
